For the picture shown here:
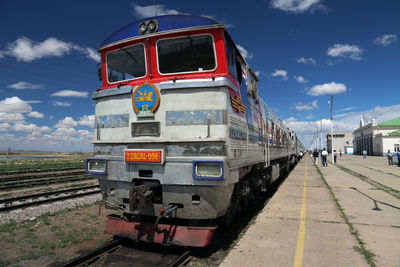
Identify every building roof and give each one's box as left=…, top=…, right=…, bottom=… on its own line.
left=100, top=15, right=220, bottom=49
left=377, top=117, right=400, bottom=127
left=388, top=129, right=400, bottom=136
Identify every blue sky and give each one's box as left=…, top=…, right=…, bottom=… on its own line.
left=0, top=0, right=399, bottom=151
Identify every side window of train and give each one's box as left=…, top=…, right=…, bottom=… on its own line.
left=224, top=32, right=242, bottom=83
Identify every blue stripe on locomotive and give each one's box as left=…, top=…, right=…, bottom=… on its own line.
left=101, top=15, right=220, bottom=48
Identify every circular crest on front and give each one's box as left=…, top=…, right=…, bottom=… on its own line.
left=132, top=83, right=160, bottom=118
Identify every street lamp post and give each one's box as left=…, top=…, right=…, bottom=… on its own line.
left=328, top=96, right=334, bottom=164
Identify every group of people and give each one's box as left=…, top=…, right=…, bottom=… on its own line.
left=312, top=148, right=336, bottom=167
left=387, top=150, right=400, bottom=167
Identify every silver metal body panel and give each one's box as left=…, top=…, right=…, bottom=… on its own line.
left=93, top=77, right=296, bottom=219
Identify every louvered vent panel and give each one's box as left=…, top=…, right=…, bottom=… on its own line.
left=131, top=122, right=160, bottom=137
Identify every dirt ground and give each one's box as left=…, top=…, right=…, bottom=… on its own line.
left=0, top=201, right=116, bottom=266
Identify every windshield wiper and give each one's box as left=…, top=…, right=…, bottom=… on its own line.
left=118, top=46, right=137, bottom=63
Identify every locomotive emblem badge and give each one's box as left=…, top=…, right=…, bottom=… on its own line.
left=132, top=82, right=160, bottom=118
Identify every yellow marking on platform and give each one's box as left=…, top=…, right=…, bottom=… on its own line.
left=294, top=158, right=308, bottom=267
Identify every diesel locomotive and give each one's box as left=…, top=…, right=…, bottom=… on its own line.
left=86, top=15, right=304, bottom=247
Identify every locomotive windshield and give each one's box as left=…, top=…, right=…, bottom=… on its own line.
left=157, top=35, right=216, bottom=74
left=106, top=43, right=146, bottom=83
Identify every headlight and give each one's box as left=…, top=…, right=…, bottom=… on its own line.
left=138, top=20, right=158, bottom=35
left=193, top=161, right=224, bottom=180
left=139, top=22, right=147, bottom=34
left=147, top=20, right=158, bottom=32
left=85, top=158, right=107, bottom=174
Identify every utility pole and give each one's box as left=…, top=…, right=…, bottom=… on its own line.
left=320, top=118, right=323, bottom=149
left=328, top=96, right=334, bottom=164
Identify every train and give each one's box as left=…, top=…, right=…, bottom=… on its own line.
left=85, top=15, right=304, bottom=247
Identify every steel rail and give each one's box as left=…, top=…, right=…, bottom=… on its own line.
left=168, top=250, right=191, bottom=267
left=0, top=174, right=94, bottom=190
left=0, top=169, right=84, bottom=182
left=0, top=188, right=101, bottom=212
left=0, top=165, right=84, bottom=176
left=58, top=238, right=123, bottom=267
left=0, top=185, right=99, bottom=204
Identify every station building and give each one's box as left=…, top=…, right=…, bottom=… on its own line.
left=326, top=132, right=353, bottom=154
left=353, top=117, right=400, bottom=156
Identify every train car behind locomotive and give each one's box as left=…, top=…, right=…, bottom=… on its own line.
left=86, top=15, right=303, bottom=247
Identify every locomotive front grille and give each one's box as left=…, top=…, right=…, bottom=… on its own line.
left=132, top=121, right=160, bottom=137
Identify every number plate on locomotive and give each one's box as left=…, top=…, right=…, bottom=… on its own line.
left=124, top=149, right=163, bottom=164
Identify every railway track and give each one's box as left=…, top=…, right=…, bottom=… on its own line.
left=59, top=238, right=191, bottom=267
left=0, top=169, right=84, bottom=182
left=0, top=173, right=94, bottom=190
left=0, top=164, right=84, bottom=176
left=0, top=185, right=101, bottom=212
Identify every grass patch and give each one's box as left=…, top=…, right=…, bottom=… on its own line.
left=20, top=252, right=39, bottom=261
left=0, top=221, right=18, bottom=233
left=316, top=165, right=376, bottom=267
left=40, top=241, right=56, bottom=250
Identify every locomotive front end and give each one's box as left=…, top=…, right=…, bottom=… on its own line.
left=87, top=15, right=234, bottom=246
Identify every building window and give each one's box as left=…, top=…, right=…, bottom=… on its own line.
left=395, top=144, right=400, bottom=152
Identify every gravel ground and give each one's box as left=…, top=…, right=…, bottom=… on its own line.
left=0, top=193, right=101, bottom=225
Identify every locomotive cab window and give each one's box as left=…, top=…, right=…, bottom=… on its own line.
left=106, top=43, right=146, bottom=83
left=157, top=35, right=216, bottom=74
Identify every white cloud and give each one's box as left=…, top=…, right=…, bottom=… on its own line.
left=271, top=69, right=288, bottom=80
left=73, top=46, right=101, bottom=62
left=327, top=43, right=363, bottom=60
left=269, top=0, right=323, bottom=13
left=55, top=117, right=78, bottom=128
left=132, top=4, right=182, bottom=19
left=295, top=100, right=318, bottom=111
left=374, top=34, right=397, bottom=47
left=294, top=75, right=307, bottom=83
left=0, top=97, right=32, bottom=113
left=237, top=44, right=253, bottom=60
left=26, top=100, right=42, bottom=104
left=285, top=104, right=400, bottom=150
left=337, top=106, right=354, bottom=113
left=12, top=123, right=50, bottom=132
left=306, top=114, right=314, bottom=119
left=52, top=101, right=71, bottom=107
left=307, top=82, right=347, bottom=96
left=78, top=115, right=95, bottom=127
left=0, top=123, right=10, bottom=132
left=296, top=57, right=316, bottom=65
left=53, top=127, right=78, bottom=136
left=0, top=113, right=25, bottom=122
left=51, top=90, right=89, bottom=98
left=8, top=81, right=43, bottom=89
left=0, top=36, right=99, bottom=62
left=28, top=111, right=44, bottom=118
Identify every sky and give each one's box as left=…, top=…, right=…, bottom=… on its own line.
left=0, top=0, right=399, bottom=152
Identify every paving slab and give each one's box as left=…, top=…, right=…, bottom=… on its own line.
left=220, top=158, right=365, bottom=267
left=319, top=160, right=400, bottom=266
left=333, top=155, right=400, bottom=191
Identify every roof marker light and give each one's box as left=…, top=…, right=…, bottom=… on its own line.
left=139, top=22, right=148, bottom=34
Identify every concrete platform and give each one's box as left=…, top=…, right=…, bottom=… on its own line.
left=220, top=155, right=400, bottom=267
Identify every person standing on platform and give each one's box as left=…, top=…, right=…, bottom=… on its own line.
left=321, top=148, right=328, bottom=167
left=313, top=149, right=319, bottom=165
left=363, top=150, right=367, bottom=159
left=334, top=150, right=337, bottom=163
left=387, top=150, right=393, bottom=165
left=339, top=149, right=342, bottom=157
left=298, top=151, right=303, bottom=161
left=397, top=151, right=400, bottom=167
